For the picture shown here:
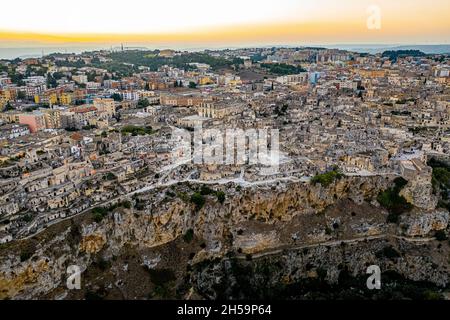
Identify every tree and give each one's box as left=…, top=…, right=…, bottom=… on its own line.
left=93, top=211, right=104, bottom=223
left=35, top=67, right=48, bottom=77
left=8, top=71, right=25, bottom=86
left=188, top=81, right=197, bottom=89
left=137, top=98, right=150, bottom=108
left=111, top=93, right=123, bottom=102
left=261, top=63, right=306, bottom=75
left=105, top=172, right=116, bottom=180
left=52, top=72, right=64, bottom=80
left=190, top=192, right=205, bottom=210
left=3, top=101, right=15, bottom=111
left=25, top=65, right=33, bottom=77
left=47, top=73, right=57, bottom=88
left=121, top=125, right=153, bottom=136
left=200, top=185, right=214, bottom=195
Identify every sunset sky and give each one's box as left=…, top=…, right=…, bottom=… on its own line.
left=0, top=0, right=449, bottom=47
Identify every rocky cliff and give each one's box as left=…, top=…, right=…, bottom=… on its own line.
left=0, top=174, right=449, bottom=299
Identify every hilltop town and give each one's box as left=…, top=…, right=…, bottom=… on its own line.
left=1, top=48, right=449, bottom=242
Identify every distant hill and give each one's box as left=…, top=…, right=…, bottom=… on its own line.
left=387, top=45, right=450, bottom=54
left=330, top=44, right=450, bottom=54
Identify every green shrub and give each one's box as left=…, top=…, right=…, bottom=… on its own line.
left=393, top=177, right=408, bottom=190
left=166, top=191, right=175, bottom=198
left=377, top=178, right=412, bottom=222
left=22, top=214, right=33, bottom=223
left=200, top=185, right=214, bottom=195
left=121, top=125, right=153, bottom=136
left=428, top=159, right=450, bottom=210
left=120, top=200, right=132, bottom=209
left=261, top=63, right=306, bottom=75
left=105, top=172, right=116, bottom=180
left=216, top=191, right=226, bottom=204
left=311, top=169, right=343, bottom=187
left=177, top=192, right=190, bottom=203
left=386, top=212, right=400, bottom=224
left=93, top=212, right=104, bottom=223
left=92, top=207, right=108, bottom=222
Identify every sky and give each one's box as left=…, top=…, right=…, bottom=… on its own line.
left=0, top=0, right=449, bottom=48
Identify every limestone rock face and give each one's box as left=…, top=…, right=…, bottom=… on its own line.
left=401, top=210, right=449, bottom=237
left=400, top=177, right=438, bottom=211
left=79, top=233, right=106, bottom=254
left=0, top=259, right=49, bottom=299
